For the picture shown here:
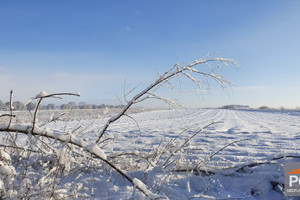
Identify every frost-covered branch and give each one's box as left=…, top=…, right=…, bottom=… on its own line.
left=29, top=92, right=80, bottom=134
left=231, top=154, right=300, bottom=174
left=96, top=57, right=238, bottom=143
left=162, top=121, right=220, bottom=168
left=7, top=90, right=14, bottom=129
left=172, top=139, right=245, bottom=172
left=0, top=124, right=159, bottom=197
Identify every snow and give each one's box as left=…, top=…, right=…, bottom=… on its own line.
left=133, top=178, right=151, bottom=196
left=133, top=178, right=165, bottom=199
left=0, top=149, right=11, bottom=163
left=0, top=165, right=16, bottom=175
left=35, top=91, right=48, bottom=98
left=0, top=179, right=3, bottom=190
left=85, top=144, right=107, bottom=160
left=0, top=108, right=299, bottom=199
left=26, top=91, right=49, bottom=104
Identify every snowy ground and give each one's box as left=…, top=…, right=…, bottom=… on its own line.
left=1, top=108, right=300, bottom=199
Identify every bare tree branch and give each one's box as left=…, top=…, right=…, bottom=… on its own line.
left=96, top=57, right=238, bottom=144
left=0, top=124, right=155, bottom=197
left=7, top=89, right=14, bottom=129
left=162, top=121, right=220, bottom=168
left=0, top=114, right=16, bottom=118
left=30, top=92, right=80, bottom=134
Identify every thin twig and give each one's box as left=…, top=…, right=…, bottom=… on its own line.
left=7, top=90, right=14, bottom=129
left=0, top=143, right=40, bottom=153
left=0, top=114, right=16, bottom=118
left=195, top=139, right=246, bottom=170
left=31, top=92, right=80, bottom=134
left=0, top=125, right=152, bottom=197
left=162, top=121, right=220, bottom=168
left=96, top=58, right=237, bottom=143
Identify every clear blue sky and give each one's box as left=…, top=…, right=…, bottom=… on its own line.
left=0, top=0, right=299, bottom=108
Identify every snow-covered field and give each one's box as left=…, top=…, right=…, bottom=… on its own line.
left=1, top=108, right=300, bottom=199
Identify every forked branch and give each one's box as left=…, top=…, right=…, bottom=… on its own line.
left=96, top=57, right=238, bottom=143
left=0, top=124, right=158, bottom=198
left=29, top=92, right=80, bottom=133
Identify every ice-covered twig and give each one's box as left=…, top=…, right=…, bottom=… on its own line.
left=7, top=90, right=14, bottom=129
left=29, top=91, right=80, bottom=102
left=30, top=92, right=80, bottom=134
left=96, top=57, right=238, bottom=143
left=147, top=93, right=183, bottom=108
left=196, top=139, right=246, bottom=170
left=162, top=121, right=220, bottom=168
left=230, top=154, right=300, bottom=174
left=0, top=123, right=160, bottom=197
left=171, top=139, right=246, bottom=173
left=133, top=178, right=167, bottom=199
left=0, top=143, right=39, bottom=153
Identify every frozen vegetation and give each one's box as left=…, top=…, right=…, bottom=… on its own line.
left=0, top=58, right=299, bottom=199
left=0, top=108, right=299, bottom=199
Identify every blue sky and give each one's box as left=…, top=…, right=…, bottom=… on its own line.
left=0, top=0, right=299, bottom=108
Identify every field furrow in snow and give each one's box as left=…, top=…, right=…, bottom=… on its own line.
left=2, top=108, right=299, bottom=199
left=41, top=108, right=299, bottom=169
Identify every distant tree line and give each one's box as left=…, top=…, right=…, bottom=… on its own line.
left=258, top=106, right=300, bottom=111
left=220, top=104, right=300, bottom=111
left=220, top=105, right=250, bottom=110
left=0, top=100, right=124, bottom=111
